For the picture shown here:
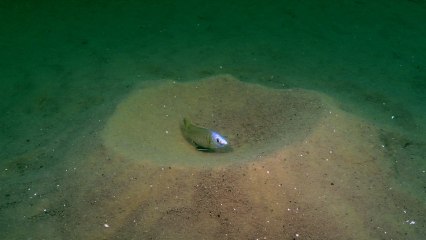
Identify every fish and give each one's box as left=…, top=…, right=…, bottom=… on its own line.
left=180, top=117, right=229, bottom=151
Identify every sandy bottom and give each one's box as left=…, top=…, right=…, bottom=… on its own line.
left=1, top=75, right=424, bottom=239
left=103, top=75, right=325, bottom=166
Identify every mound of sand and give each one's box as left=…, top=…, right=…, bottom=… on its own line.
left=102, top=75, right=326, bottom=166
left=37, top=75, right=423, bottom=240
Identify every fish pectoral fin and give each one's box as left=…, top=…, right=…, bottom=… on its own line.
left=196, top=147, right=209, bottom=151
left=191, top=140, right=213, bottom=152
left=195, top=146, right=214, bottom=152
left=196, top=147, right=212, bottom=152
left=193, top=142, right=207, bottom=151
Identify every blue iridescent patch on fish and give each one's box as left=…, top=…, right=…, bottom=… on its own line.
left=211, top=131, right=228, bottom=148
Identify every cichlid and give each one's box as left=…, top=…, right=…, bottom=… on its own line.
left=181, top=117, right=229, bottom=151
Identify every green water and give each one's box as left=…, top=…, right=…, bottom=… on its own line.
left=1, top=1, right=425, bottom=239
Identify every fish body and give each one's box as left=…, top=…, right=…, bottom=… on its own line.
left=181, top=118, right=228, bottom=151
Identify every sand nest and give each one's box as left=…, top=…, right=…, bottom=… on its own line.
left=102, top=74, right=326, bottom=166
left=50, top=75, right=422, bottom=239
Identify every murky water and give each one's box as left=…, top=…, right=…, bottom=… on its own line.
left=1, top=1, right=425, bottom=239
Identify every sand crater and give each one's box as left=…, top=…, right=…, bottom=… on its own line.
left=102, top=75, right=326, bottom=166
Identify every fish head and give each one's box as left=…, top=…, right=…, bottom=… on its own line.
left=210, top=131, right=228, bottom=148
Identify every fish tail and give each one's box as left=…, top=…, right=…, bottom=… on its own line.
left=182, top=117, right=188, bottom=126
left=180, top=117, right=194, bottom=144
left=181, top=117, right=191, bottom=129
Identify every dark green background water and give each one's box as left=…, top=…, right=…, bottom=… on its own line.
left=1, top=0, right=425, bottom=239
